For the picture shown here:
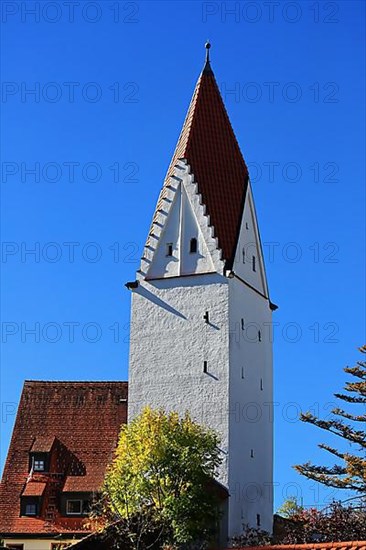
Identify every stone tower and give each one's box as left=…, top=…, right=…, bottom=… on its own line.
left=127, top=45, right=276, bottom=538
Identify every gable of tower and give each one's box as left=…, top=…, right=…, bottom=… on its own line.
left=232, top=183, right=269, bottom=298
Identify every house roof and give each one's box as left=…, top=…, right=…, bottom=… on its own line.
left=0, top=381, right=128, bottom=536
left=240, top=543, right=366, bottom=550
left=21, top=481, right=47, bottom=497
left=153, top=46, right=249, bottom=270
left=30, top=435, right=56, bottom=453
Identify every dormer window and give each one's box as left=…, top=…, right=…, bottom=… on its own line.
left=67, top=499, right=82, bottom=515
left=21, top=496, right=41, bottom=517
left=29, top=452, right=47, bottom=473
left=189, top=238, right=198, bottom=254
left=25, top=502, right=37, bottom=515
left=34, top=459, right=45, bottom=472
left=166, top=243, right=173, bottom=257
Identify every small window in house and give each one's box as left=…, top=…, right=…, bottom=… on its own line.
left=252, top=255, right=256, bottom=272
left=33, top=459, right=45, bottom=471
left=25, top=503, right=37, bottom=516
left=242, top=248, right=245, bottom=263
left=257, top=513, right=261, bottom=527
left=166, top=243, right=173, bottom=257
left=189, top=238, right=197, bottom=254
left=66, top=500, right=82, bottom=515
left=258, top=330, right=262, bottom=342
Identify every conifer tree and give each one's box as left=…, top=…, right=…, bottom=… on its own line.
left=294, top=345, right=366, bottom=493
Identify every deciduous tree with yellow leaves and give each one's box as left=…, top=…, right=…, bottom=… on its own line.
left=103, top=407, right=222, bottom=549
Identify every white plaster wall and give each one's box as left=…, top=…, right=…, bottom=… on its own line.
left=228, top=276, right=273, bottom=534
left=147, top=184, right=181, bottom=279
left=180, top=186, right=215, bottom=275
left=3, top=538, right=76, bottom=549
left=233, top=186, right=268, bottom=298
left=128, top=274, right=230, bottom=485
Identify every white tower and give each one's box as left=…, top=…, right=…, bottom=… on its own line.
left=127, top=45, right=276, bottom=539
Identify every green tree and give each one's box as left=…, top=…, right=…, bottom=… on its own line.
left=103, top=407, right=222, bottom=549
left=294, top=345, right=366, bottom=492
left=277, top=497, right=304, bottom=519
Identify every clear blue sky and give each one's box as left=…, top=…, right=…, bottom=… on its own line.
left=1, top=0, right=365, bottom=512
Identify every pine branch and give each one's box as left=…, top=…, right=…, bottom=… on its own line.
left=294, top=462, right=365, bottom=492
left=334, top=392, right=366, bottom=404
left=331, top=407, right=366, bottom=422
left=300, top=413, right=366, bottom=446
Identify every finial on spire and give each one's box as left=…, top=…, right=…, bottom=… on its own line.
left=203, top=41, right=213, bottom=75
left=205, top=41, right=211, bottom=62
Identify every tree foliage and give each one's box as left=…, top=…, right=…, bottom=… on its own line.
left=102, top=407, right=222, bottom=549
left=294, top=345, right=366, bottom=492
left=276, top=500, right=366, bottom=543
left=277, top=496, right=304, bottom=519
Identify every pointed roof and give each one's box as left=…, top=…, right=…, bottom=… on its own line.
left=157, top=44, right=249, bottom=269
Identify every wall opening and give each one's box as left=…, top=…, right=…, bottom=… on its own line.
left=166, top=243, right=173, bottom=257
left=189, top=237, right=198, bottom=254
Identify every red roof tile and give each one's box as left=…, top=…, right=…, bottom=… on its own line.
left=30, top=435, right=56, bottom=453
left=22, top=481, right=47, bottom=497
left=0, top=381, right=128, bottom=536
left=235, top=543, right=366, bottom=550
left=156, top=59, right=249, bottom=269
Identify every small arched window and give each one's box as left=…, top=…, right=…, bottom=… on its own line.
left=190, top=238, right=197, bottom=254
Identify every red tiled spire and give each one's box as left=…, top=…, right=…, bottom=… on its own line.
left=164, top=42, right=249, bottom=269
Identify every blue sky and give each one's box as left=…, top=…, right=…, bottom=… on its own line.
left=1, top=0, right=365, bottom=511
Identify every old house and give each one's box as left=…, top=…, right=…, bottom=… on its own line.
left=0, top=381, right=127, bottom=549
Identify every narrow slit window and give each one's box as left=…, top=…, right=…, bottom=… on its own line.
left=250, top=449, right=254, bottom=458
left=189, top=238, right=198, bottom=254
left=242, top=248, right=245, bottom=263
left=260, top=378, right=263, bottom=391
left=252, top=255, right=256, bottom=272
left=166, top=243, right=173, bottom=257
left=256, top=514, right=261, bottom=527
left=258, top=330, right=262, bottom=342
left=246, top=222, right=249, bottom=230
left=241, top=318, right=245, bottom=330
left=203, top=361, right=208, bottom=373
left=241, top=366, right=245, bottom=379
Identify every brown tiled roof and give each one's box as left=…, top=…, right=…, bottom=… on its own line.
left=0, top=381, right=128, bottom=536
left=237, top=544, right=366, bottom=550
left=154, top=59, right=249, bottom=270
left=30, top=435, right=56, bottom=453
left=21, top=481, right=47, bottom=497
